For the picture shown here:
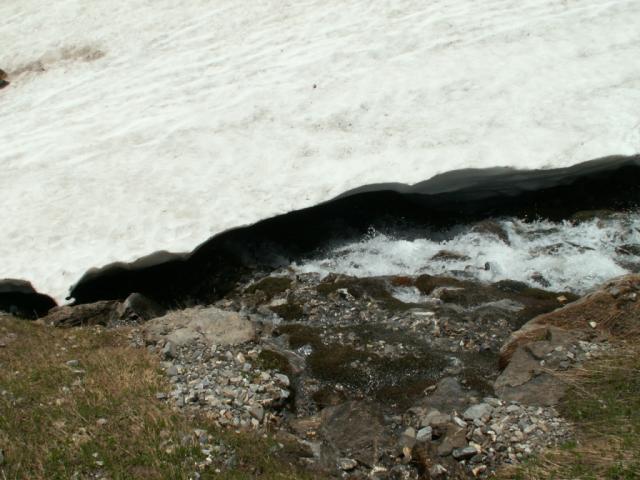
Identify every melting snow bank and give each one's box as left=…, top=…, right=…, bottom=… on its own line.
left=2, top=155, right=639, bottom=314
left=293, top=214, right=640, bottom=295
left=64, top=155, right=640, bottom=306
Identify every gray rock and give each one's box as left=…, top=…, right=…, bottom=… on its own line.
left=416, top=426, right=432, bottom=442
left=162, top=342, right=176, bottom=360
left=248, top=404, right=265, bottom=421
left=437, top=424, right=467, bottom=456
left=66, top=359, right=80, bottom=368
left=118, top=293, right=166, bottom=321
left=337, top=458, right=358, bottom=471
left=429, top=464, right=448, bottom=478
left=274, top=373, right=290, bottom=387
left=144, top=307, right=256, bottom=347
left=452, top=445, right=478, bottom=460
left=463, top=403, right=493, bottom=421
left=421, top=410, right=451, bottom=429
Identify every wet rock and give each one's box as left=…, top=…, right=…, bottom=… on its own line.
left=431, top=250, right=471, bottom=262
left=42, top=301, right=119, bottom=327
left=144, top=306, right=256, bottom=347
left=471, top=220, right=510, bottom=245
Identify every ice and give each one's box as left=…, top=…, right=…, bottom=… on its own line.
left=1, top=0, right=639, bottom=301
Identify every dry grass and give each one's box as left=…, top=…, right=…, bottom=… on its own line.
left=499, top=343, right=640, bottom=480
left=0, top=315, right=322, bottom=480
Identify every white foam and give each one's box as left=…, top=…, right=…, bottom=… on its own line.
left=1, top=0, right=639, bottom=301
left=293, top=214, right=640, bottom=294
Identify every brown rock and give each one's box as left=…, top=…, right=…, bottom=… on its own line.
left=41, top=301, right=120, bottom=327
left=500, top=274, right=640, bottom=366
left=436, top=424, right=467, bottom=457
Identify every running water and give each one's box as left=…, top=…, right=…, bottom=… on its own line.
left=292, top=213, right=640, bottom=294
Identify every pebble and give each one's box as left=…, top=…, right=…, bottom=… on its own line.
left=416, top=426, right=432, bottom=442
left=452, top=445, right=478, bottom=460
left=66, top=360, right=80, bottom=368
left=338, top=458, right=358, bottom=471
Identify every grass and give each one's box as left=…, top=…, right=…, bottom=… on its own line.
left=0, top=315, right=322, bottom=480
left=500, top=344, right=640, bottom=480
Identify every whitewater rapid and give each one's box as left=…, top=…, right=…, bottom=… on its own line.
left=293, top=214, right=640, bottom=295
left=1, top=0, right=640, bottom=301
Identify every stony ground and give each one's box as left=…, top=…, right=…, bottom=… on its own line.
left=3, top=270, right=638, bottom=479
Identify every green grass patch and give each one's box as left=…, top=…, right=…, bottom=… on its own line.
left=502, top=345, right=640, bottom=480
left=0, top=315, right=323, bottom=480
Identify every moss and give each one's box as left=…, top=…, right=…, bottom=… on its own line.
left=268, top=301, right=304, bottom=321
left=316, top=275, right=415, bottom=312
left=256, top=349, right=292, bottom=375
left=280, top=323, right=449, bottom=408
left=245, top=277, right=292, bottom=300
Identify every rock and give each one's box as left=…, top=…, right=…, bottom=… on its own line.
left=471, top=220, right=510, bottom=245
left=118, top=293, right=166, bottom=321
left=274, top=373, right=290, bottom=387
left=143, top=307, right=256, bottom=347
left=421, top=410, right=451, bottom=433
left=436, top=424, right=467, bottom=456
left=416, top=426, right=432, bottom=442
left=452, top=445, right=479, bottom=461
left=337, top=458, right=358, bottom=471
left=500, top=274, right=640, bottom=365
left=463, top=403, right=493, bottom=422
left=398, top=427, right=417, bottom=450
left=431, top=250, right=471, bottom=262
left=248, top=404, right=264, bottom=421
left=495, top=346, right=567, bottom=405
left=319, top=401, right=389, bottom=466
left=66, top=360, right=80, bottom=368
left=0, top=279, right=57, bottom=319
left=41, top=301, right=119, bottom=327
left=421, top=377, right=475, bottom=412
left=162, top=342, right=176, bottom=360
left=429, top=464, right=448, bottom=478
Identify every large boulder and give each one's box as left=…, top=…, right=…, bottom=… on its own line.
left=143, top=306, right=256, bottom=347
left=499, top=274, right=640, bottom=366
left=495, top=274, right=640, bottom=405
